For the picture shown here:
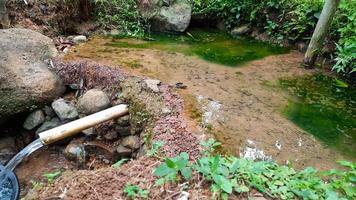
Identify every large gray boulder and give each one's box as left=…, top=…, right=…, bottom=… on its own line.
left=0, top=28, right=65, bottom=124
left=140, top=0, right=191, bottom=32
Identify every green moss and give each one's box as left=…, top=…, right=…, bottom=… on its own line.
left=280, top=74, right=356, bottom=158
left=106, top=28, right=288, bottom=66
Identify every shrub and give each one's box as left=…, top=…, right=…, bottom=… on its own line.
left=92, top=0, right=145, bottom=37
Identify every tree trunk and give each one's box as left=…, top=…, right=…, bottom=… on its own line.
left=303, top=0, right=340, bottom=68
left=0, top=0, right=9, bottom=29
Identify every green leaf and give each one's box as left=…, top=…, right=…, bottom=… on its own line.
left=181, top=167, right=192, bottom=180
left=154, top=163, right=174, bottom=177
left=154, top=178, right=165, bottom=186
left=235, top=185, right=250, bottom=193
left=112, top=159, right=128, bottom=169
left=166, top=158, right=176, bottom=168
left=334, top=79, right=348, bottom=88
left=212, top=174, right=233, bottom=194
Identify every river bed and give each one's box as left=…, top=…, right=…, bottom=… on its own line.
left=64, top=29, right=355, bottom=169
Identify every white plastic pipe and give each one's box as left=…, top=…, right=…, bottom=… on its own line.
left=39, top=104, right=129, bottom=145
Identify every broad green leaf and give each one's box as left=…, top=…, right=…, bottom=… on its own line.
left=166, top=158, right=176, bottom=168
left=181, top=167, right=192, bottom=180
left=112, top=159, right=128, bottom=169
left=154, top=163, right=174, bottom=177
left=154, top=178, right=165, bottom=186
left=212, top=174, right=233, bottom=194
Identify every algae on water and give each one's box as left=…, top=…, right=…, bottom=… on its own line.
left=107, top=28, right=287, bottom=66
left=280, top=73, right=356, bottom=158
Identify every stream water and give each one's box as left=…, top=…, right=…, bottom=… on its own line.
left=280, top=74, right=356, bottom=157
left=64, top=28, right=355, bottom=167
left=108, top=28, right=288, bottom=66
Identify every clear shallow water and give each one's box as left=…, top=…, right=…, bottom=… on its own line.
left=280, top=74, right=356, bottom=158
left=107, top=29, right=288, bottom=66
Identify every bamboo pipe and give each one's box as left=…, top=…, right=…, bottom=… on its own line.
left=39, top=104, right=129, bottom=145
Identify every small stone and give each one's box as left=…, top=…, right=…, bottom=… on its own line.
left=116, top=145, right=132, bottom=157
left=23, top=109, right=45, bottom=130
left=36, top=117, right=61, bottom=134
left=64, top=142, right=86, bottom=165
left=122, top=135, right=140, bottom=150
left=42, top=106, right=56, bottom=118
left=115, top=126, right=131, bottom=136
left=144, top=79, right=161, bottom=93
left=104, top=131, right=119, bottom=141
left=52, top=98, right=78, bottom=121
left=231, top=25, right=250, bottom=37
left=73, top=35, right=87, bottom=44
left=0, top=137, right=17, bottom=165
left=109, top=29, right=120, bottom=36
left=116, top=115, right=130, bottom=126
left=82, top=127, right=96, bottom=136
left=77, top=89, right=111, bottom=115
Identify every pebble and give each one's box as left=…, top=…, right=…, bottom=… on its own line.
left=52, top=98, right=78, bottom=121
left=23, top=109, right=45, bottom=130
left=77, top=89, right=110, bottom=115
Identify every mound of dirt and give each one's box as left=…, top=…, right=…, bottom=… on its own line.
left=25, top=59, right=202, bottom=199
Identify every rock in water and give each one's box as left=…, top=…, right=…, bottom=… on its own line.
left=0, top=28, right=65, bottom=125
left=140, top=0, right=191, bottom=32
left=52, top=99, right=78, bottom=121
left=23, top=110, right=45, bottom=130
left=77, top=89, right=110, bottom=115
left=231, top=25, right=251, bottom=37
left=73, top=35, right=87, bottom=44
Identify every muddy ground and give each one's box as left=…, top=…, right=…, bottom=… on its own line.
left=64, top=37, right=351, bottom=170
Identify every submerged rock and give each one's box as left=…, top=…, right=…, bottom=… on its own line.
left=77, top=89, right=110, bottom=115
left=23, top=109, right=46, bottom=130
left=0, top=28, right=65, bottom=125
left=140, top=0, right=191, bottom=32
left=73, top=35, right=87, bottom=44
left=52, top=98, right=78, bottom=121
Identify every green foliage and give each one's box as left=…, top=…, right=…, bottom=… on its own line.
left=112, top=158, right=128, bottom=169
left=92, top=0, right=145, bottom=37
left=42, top=170, right=62, bottom=183
left=191, top=0, right=355, bottom=74
left=124, top=184, right=149, bottom=199
left=146, top=140, right=165, bottom=157
left=154, top=152, right=192, bottom=186
left=154, top=139, right=356, bottom=199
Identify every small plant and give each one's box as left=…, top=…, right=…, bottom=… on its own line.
left=154, top=138, right=355, bottom=199
left=154, top=152, right=192, bottom=186
left=124, top=183, right=149, bottom=199
left=43, top=170, right=62, bottom=184
left=112, top=158, right=129, bottom=169
left=30, top=180, right=44, bottom=189
left=146, top=140, right=165, bottom=158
